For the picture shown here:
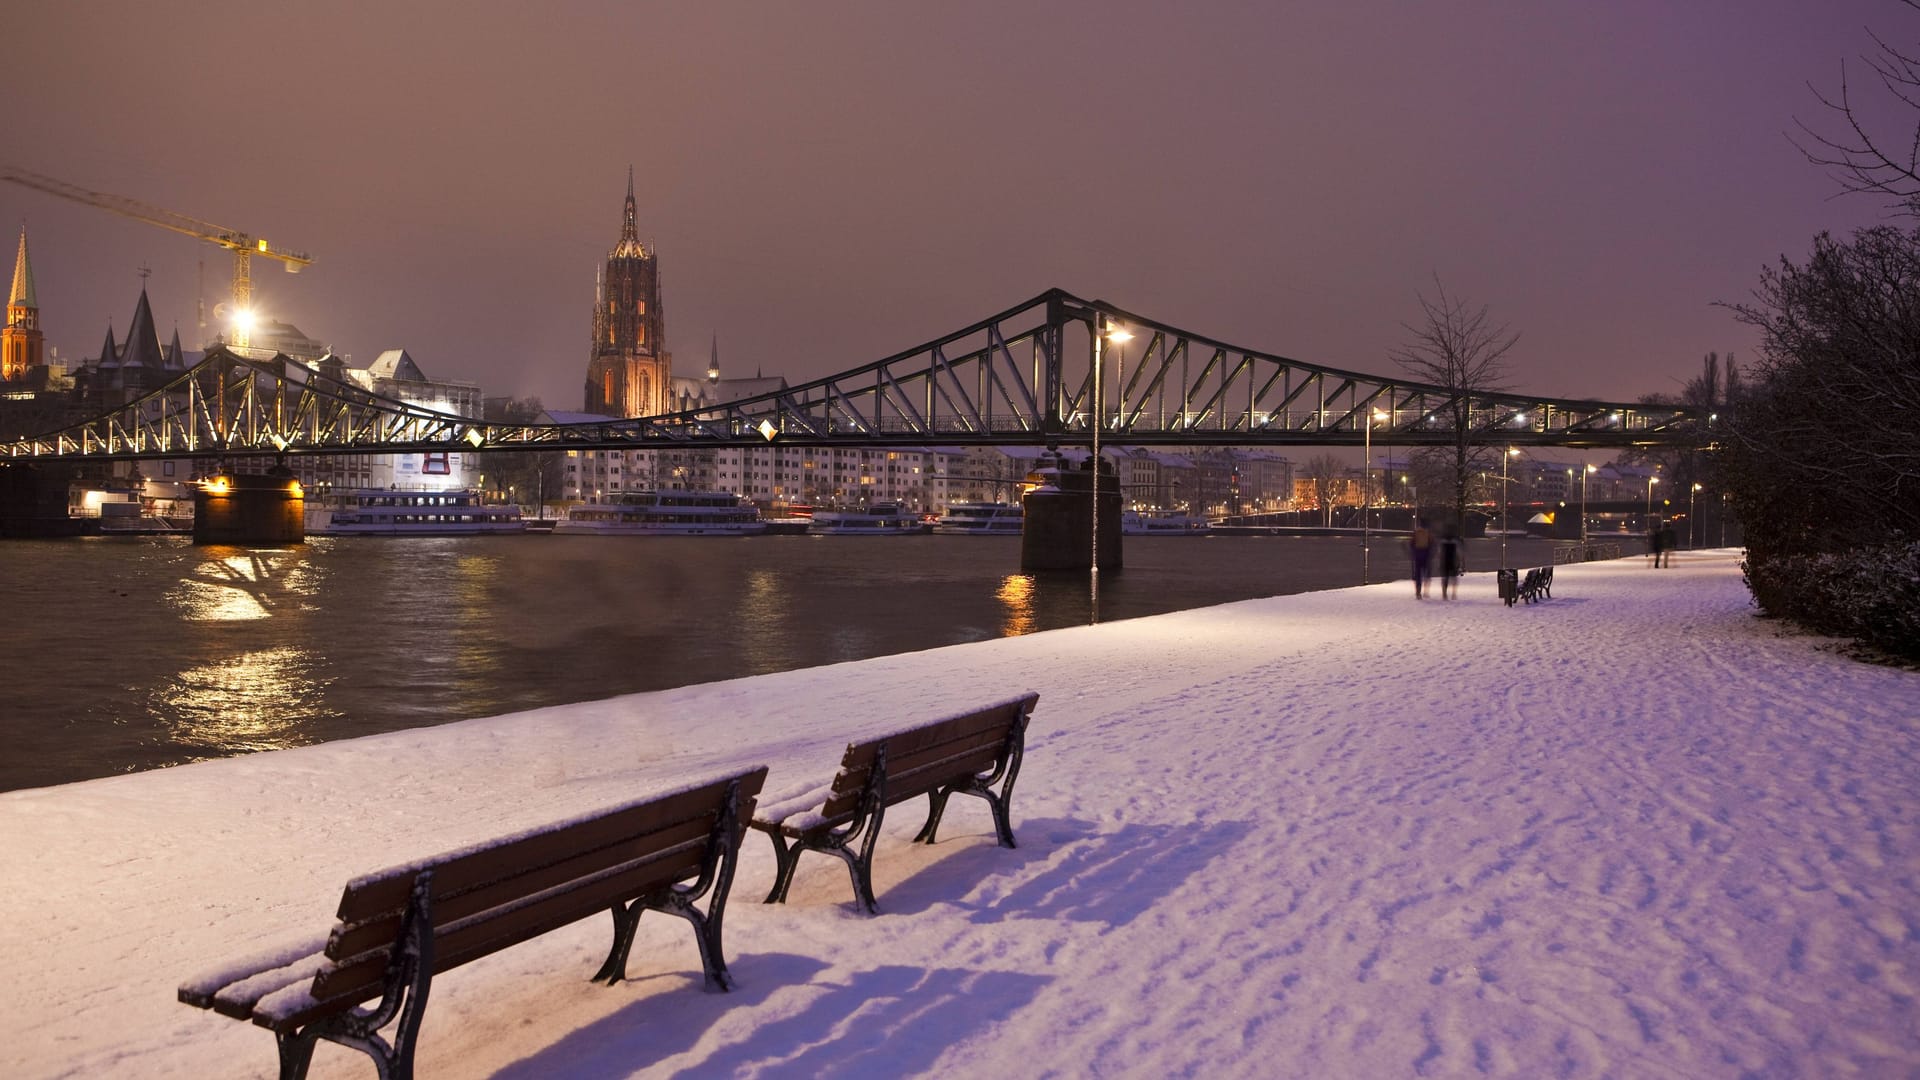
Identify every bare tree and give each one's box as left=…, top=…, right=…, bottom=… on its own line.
left=1792, top=0, right=1920, bottom=214
left=1389, top=278, right=1520, bottom=531
left=1302, top=453, right=1343, bottom=526
left=481, top=396, right=567, bottom=517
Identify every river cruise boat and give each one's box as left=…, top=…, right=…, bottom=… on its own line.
left=307, top=489, right=525, bottom=536
left=556, top=490, right=767, bottom=536
left=1121, top=510, right=1211, bottom=536
left=935, top=501, right=1024, bottom=535
left=809, top=502, right=934, bottom=536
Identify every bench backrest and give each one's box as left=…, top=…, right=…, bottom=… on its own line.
left=818, top=693, right=1036, bottom=822
left=311, top=766, right=767, bottom=1006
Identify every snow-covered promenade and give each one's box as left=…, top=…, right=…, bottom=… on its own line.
left=4, top=549, right=1917, bottom=1078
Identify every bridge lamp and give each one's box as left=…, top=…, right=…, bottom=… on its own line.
left=757, top=419, right=778, bottom=441
left=464, top=427, right=486, bottom=448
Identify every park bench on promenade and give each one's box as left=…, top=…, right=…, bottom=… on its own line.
left=751, top=692, right=1038, bottom=914
left=1500, top=566, right=1554, bottom=606
left=177, top=766, right=768, bottom=1080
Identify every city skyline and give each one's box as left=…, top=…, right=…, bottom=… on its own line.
left=0, top=2, right=1903, bottom=411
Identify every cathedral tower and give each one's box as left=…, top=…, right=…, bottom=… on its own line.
left=2, top=226, right=43, bottom=382
left=584, top=169, right=672, bottom=417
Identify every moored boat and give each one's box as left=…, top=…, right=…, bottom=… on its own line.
left=555, top=490, right=766, bottom=536
left=809, top=502, right=933, bottom=536
left=1121, top=510, right=1211, bottom=536
left=309, top=489, right=524, bottom=536
left=935, top=501, right=1023, bottom=535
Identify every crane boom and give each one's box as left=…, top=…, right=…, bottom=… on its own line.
left=0, top=164, right=313, bottom=348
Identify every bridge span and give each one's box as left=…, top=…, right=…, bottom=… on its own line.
left=1, top=288, right=1703, bottom=464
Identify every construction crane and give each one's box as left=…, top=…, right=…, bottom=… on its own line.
left=0, top=164, right=313, bottom=350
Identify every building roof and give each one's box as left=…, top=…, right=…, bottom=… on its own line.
left=365, top=349, right=425, bottom=382
left=540, top=409, right=618, bottom=425
left=118, top=289, right=164, bottom=372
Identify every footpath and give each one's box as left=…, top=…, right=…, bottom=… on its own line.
left=3, top=549, right=1917, bottom=1079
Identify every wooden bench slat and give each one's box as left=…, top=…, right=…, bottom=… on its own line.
left=325, top=815, right=718, bottom=961
left=334, top=781, right=742, bottom=924
left=291, top=840, right=715, bottom=1023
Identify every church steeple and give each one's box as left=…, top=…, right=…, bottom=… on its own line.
left=2, top=225, right=44, bottom=382
left=708, top=334, right=719, bottom=383
left=613, top=165, right=644, bottom=258
left=9, top=226, right=36, bottom=310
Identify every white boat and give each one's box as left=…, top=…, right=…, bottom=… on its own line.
left=935, top=501, right=1024, bottom=535
left=1122, top=510, right=1211, bottom=536
left=309, top=489, right=524, bottom=536
left=556, top=490, right=766, bottom=536
left=809, top=502, right=933, bottom=536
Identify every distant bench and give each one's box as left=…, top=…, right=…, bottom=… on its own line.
left=751, top=692, right=1038, bottom=913
left=178, top=766, right=767, bottom=1080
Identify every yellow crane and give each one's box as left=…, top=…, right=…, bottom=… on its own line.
left=0, top=164, right=313, bottom=350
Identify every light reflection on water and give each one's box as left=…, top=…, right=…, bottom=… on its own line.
left=1, top=532, right=1579, bottom=790
left=997, top=574, right=1036, bottom=636
left=154, top=644, right=337, bottom=753
left=167, top=548, right=318, bottom=622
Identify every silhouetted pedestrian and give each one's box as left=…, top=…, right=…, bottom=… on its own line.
left=1658, top=522, right=1677, bottom=567
left=1649, top=519, right=1664, bottom=567
left=1409, top=517, right=1434, bottom=598
left=1438, top=524, right=1463, bottom=599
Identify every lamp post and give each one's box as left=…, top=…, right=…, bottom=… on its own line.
left=1582, top=464, right=1595, bottom=545
left=1093, top=318, right=1131, bottom=595
left=1690, top=482, right=1701, bottom=549
left=1645, top=476, right=1659, bottom=550
left=1362, top=409, right=1386, bottom=584
left=1500, top=447, right=1519, bottom=570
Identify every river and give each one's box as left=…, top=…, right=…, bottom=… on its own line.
left=0, top=530, right=1579, bottom=791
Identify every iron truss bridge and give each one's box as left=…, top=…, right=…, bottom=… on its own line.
left=1, top=288, right=1703, bottom=463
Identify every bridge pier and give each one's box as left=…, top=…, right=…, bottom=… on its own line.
left=193, top=468, right=305, bottom=545
left=1020, top=452, right=1122, bottom=574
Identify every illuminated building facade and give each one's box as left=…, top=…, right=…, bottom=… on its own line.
left=584, top=169, right=672, bottom=418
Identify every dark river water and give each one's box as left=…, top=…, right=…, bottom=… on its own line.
left=0, top=531, right=1579, bottom=791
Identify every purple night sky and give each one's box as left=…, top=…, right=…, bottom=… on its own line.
left=0, top=2, right=1903, bottom=411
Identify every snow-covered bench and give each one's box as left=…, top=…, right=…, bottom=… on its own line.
left=752, top=692, right=1038, bottom=914
left=177, top=766, right=768, bottom=1080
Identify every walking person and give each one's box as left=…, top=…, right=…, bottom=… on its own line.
left=1409, top=517, right=1434, bottom=598
left=1658, top=521, right=1677, bottom=568
left=1438, top=523, right=1463, bottom=600
left=1648, top=518, right=1664, bottom=568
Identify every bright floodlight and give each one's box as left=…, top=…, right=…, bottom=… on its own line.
left=757, top=419, right=778, bottom=441
left=464, top=427, right=486, bottom=448
left=1106, top=325, right=1134, bottom=342
left=231, top=307, right=257, bottom=335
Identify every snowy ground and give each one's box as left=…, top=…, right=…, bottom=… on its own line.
left=3, top=549, right=1917, bottom=1079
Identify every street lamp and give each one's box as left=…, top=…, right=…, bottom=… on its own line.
left=1093, top=318, right=1131, bottom=595
left=1645, top=475, right=1659, bottom=540
left=1582, top=464, right=1596, bottom=545
left=1690, top=482, right=1702, bottom=549
left=1500, top=447, right=1520, bottom=570
left=1362, top=408, right=1387, bottom=584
